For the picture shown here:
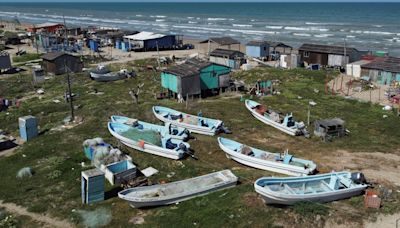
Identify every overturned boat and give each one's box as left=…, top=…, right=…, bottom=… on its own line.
left=254, top=172, right=367, bottom=205
left=90, top=68, right=135, bottom=82
left=153, top=106, right=226, bottom=136
left=218, top=137, right=316, bottom=176
left=245, top=99, right=309, bottom=137
left=111, top=115, right=190, bottom=141
left=118, top=169, right=238, bottom=208
left=108, top=121, right=190, bottom=160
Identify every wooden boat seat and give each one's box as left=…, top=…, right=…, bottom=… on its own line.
left=338, top=176, right=352, bottom=188
left=329, top=176, right=339, bottom=190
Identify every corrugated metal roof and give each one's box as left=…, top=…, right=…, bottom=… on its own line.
left=361, top=57, right=400, bottom=73
left=123, top=31, right=166, bottom=41
left=0, top=51, right=10, bottom=57
left=299, top=43, right=358, bottom=55
left=163, top=58, right=213, bottom=77
left=210, top=48, right=244, bottom=59
left=247, top=40, right=269, bottom=46
left=199, top=37, right=240, bottom=45
left=42, top=52, right=66, bottom=61
left=35, top=22, right=63, bottom=28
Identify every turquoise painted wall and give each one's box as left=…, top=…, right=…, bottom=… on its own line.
left=379, top=71, right=393, bottom=85
left=200, top=64, right=231, bottom=90
left=161, top=72, right=178, bottom=93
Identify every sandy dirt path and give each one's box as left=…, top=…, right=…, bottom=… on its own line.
left=0, top=200, right=74, bottom=228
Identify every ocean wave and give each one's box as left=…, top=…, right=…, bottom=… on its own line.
left=284, top=26, right=308, bottom=31
left=293, top=33, right=311, bottom=37
left=136, top=15, right=142, bottom=17
left=229, top=29, right=277, bottom=35
left=155, top=19, right=165, bottom=22
left=314, top=34, right=334, bottom=38
left=266, top=25, right=283, bottom=29
left=207, top=17, right=227, bottom=21
left=232, top=24, right=252, bottom=27
left=173, top=25, right=227, bottom=32
left=346, top=35, right=356, bottom=38
left=188, top=21, right=197, bottom=24
left=187, top=17, right=194, bottom=19
left=150, top=15, right=166, bottom=18
left=363, top=31, right=394, bottom=35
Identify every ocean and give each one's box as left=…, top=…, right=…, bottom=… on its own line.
left=0, top=2, right=400, bottom=56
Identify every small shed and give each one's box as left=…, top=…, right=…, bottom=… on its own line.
left=246, top=41, right=269, bottom=58
left=81, top=168, right=104, bottom=204
left=280, top=54, right=299, bottom=69
left=360, top=57, right=400, bottom=85
left=266, top=41, right=293, bottom=55
left=0, top=51, right=11, bottom=72
left=199, top=37, right=241, bottom=53
left=161, top=58, right=231, bottom=97
left=209, top=48, right=245, bottom=69
left=42, top=52, right=83, bottom=75
left=123, top=32, right=182, bottom=51
left=102, top=160, right=137, bottom=185
left=19, top=115, right=38, bottom=142
left=314, top=118, right=346, bottom=141
left=346, top=60, right=371, bottom=78
left=32, top=69, right=45, bottom=83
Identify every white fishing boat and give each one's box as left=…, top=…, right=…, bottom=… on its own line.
left=254, top=172, right=367, bottom=205
left=245, top=99, right=309, bottom=137
left=118, top=170, right=238, bottom=208
left=110, top=115, right=190, bottom=141
left=108, top=122, right=190, bottom=160
left=153, top=106, right=226, bottom=136
left=218, top=137, right=316, bottom=176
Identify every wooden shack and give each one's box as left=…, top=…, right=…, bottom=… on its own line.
left=314, top=118, right=346, bottom=141
left=299, top=43, right=363, bottom=67
left=42, top=52, right=83, bottom=75
left=209, top=49, right=245, bottom=69
left=161, top=58, right=231, bottom=98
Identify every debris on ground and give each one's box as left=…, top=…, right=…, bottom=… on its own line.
left=76, top=207, right=112, bottom=228
left=141, top=167, right=159, bottom=177
left=16, top=167, right=33, bottom=179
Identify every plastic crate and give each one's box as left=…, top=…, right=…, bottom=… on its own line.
left=364, top=190, right=381, bottom=209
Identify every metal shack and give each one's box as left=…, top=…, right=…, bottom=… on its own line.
left=360, top=57, right=400, bottom=85
left=42, top=52, right=83, bottom=75
left=161, top=58, right=231, bottom=97
left=314, top=118, right=346, bottom=141
left=299, top=43, right=362, bottom=67
left=199, top=37, right=241, bottom=53
left=209, top=49, right=245, bottom=69
left=246, top=41, right=269, bottom=58
left=346, top=60, right=372, bottom=78
left=123, top=31, right=182, bottom=51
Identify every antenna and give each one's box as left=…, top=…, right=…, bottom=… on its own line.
left=63, top=15, right=75, bottom=122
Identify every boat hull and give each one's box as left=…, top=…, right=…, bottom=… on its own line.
left=218, top=137, right=315, bottom=176
left=90, top=72, right=127, bottom=82
left=108, top=123, right=185, bottom=160
left=119, top=170, right=238, bottom=208
left=153, top=106, right=223, bottom=136
left=254, top=172, right=367, bottom=205
left=245, top=100, right=300, bottom=136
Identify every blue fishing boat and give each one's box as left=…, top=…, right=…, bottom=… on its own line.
left=254, top=172, right=367, bottom=205
left=108, top=122, right=190, bottom=160
left=153, top=106, right=225, bottom=136
left=218, top=137, right=316, bottom=176
left=245, top=99, right=309, bottom=137
left=110, top=115, right=190, bottom=141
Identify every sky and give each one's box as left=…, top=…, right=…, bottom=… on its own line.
left=1, top=0, right=400, bottom=2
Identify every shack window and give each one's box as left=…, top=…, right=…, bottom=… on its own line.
left=263, top=47, right=267, bottom=51
left=304, top=51, right=310, bottom=58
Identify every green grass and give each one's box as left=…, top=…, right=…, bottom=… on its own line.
left=12, top=53, right=42, bottom=63
left=0, top=63, right=399, bottom=227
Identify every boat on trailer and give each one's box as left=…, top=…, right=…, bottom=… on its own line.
left=217, top=137, right=316, bottom=176
left=152, top=106, right=226, bottom=136
left=110, top=115, right=190, bottom=141
left=108, top=121, right=190, bottom=160
left=245, top=99, right=309, bottom=137
left=254, top=172, right=367, bottom=205
left=118, top=169, right=238, bottom=208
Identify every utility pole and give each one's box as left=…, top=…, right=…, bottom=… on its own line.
left=63, top=15, right=74, bottom=122
left=156, top=40, right=160, bottom=69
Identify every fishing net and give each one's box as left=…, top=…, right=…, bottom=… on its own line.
left=76, top=208, right=112, bottom=228
left=182, top=115, right=198, bottom=125
left=121, top=128, right=161, bottom=146
left=83, top=137, right=129, bottom=168
left=16, top=167, right=33, bottom=179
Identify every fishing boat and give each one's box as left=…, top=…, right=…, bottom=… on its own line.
left=217, top=137, right=316, bottom=176
left=153, top=106, right=227, bottom=136
left=118, top=169, right=238, bottom=208
left=90, top=69, right=135, bottom=82
left=245, top=99, right=309, bottom=137
left=254, top=172, right=367, bottom=205
left=110, top=115, right=190, bottom=141
left=108, top=122, right=190, bottom=160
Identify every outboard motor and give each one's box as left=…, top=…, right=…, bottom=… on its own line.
left=178, top=143, right=187, bottom=152
left=351, top=172, right=367, bottom=184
